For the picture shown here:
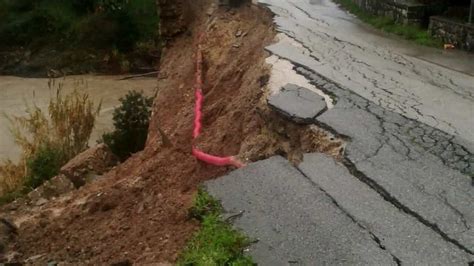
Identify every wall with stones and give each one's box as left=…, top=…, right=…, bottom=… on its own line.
left=350, top=0, right=429, bottom=25
left=218, top=0, right=251, bottom=7
left=158, top=0, right=187, bottom=38
left=429, top=16, right=474, bottom=52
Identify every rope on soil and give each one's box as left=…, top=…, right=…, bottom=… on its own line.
left=191, top=34, right=245, bottom=168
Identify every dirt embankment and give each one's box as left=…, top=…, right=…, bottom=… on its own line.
left=1, top=0, right=342, bottom=264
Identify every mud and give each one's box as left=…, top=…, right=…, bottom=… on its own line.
left=0, top=1, right=342, bottom=264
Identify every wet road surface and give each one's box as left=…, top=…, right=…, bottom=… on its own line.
left=208, top=0, right=474, bottom=264
left=262, top=0, right=474, bottom=144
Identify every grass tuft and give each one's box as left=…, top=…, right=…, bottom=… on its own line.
left=334, top=0, right=443, bottom=48
left=178, top=189, right=254, bottom=266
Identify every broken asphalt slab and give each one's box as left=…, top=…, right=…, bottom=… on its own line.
left=264, top=30, right=474, bottom=253
left=206, top=1, right=474, bottom=264
left=300, top=68, right=474, bottom=253
left=298, top=153, right=473, bottom=265
left=206, top=156, right=397, bottom=265
left=206, top=156, right=473, bottom=265
left=267, top=83, right=327, bottom=124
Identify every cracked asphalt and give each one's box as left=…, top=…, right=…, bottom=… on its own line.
left=207, top=0, right=474, bottom=264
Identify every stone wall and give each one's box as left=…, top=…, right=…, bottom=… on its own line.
left=350, top=0, right=429, bottom=25
left=218, top=0, right=251, bottom=7
left=158, top=0, right=187, bottom=38
left=429, top=16, right=474, bottom=52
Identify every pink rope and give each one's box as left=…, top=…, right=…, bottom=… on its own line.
left=193, top=88, right=203, bottom=139
left=191, top=34, right=245, bottom=168
left=192, top=148, right=245, bottom=168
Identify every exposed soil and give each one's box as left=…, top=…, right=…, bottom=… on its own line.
left=0, top=0, right=343, bottom=264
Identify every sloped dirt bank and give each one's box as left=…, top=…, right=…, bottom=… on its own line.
left=0, top=0, right=342, bottom=264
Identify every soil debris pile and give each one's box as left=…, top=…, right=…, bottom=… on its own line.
left=0, top=0, right=343, bottom=264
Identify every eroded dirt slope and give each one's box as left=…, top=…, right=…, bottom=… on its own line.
left=1, top=1, right=341, bottom=264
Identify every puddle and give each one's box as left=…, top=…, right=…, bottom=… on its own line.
left=266, top=34, right=334, bottom=108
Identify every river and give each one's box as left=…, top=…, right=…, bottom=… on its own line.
left=0, top=75, right=157, bottom=162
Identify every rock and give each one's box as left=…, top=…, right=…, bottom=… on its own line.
left=267, top=84, right=327, bottom=124
left=27, top=174, right=75, bottom=203
left=0, top=219, right=17, bottom=257
left=60, top=144, right=118, bottom=188
left=235, top=30, right=243, bottom=37
left=34, top=198, right=48, bottom=206
left=44, top=175, right=75, bottom=197
left=4, top=251, right=22, bottom=263
left=25, top=254, right=45, bottom=262
left=111, top=259, right=132, bottom=266
left=206, top=6, right=215, bottom=16
left=158, top=0, right=187, bottom=38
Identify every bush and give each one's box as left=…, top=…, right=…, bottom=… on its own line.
left=25, top=145, right=63, bottom=189
left=103, top=90, right=153, bottom=161
left=0, top=79, right=101, bottom=197
left=75, top=10, right=140, bottom=52
left=0, top=0, right=158, bottom=51
left=71, top=0, right=97, bottom=14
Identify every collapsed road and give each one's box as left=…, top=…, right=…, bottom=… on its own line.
left=207, top=0, right=474, bottom=264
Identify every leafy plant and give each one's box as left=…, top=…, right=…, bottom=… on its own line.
left=0, top=0, right=159, bottom=51
left=25, top=145, right=63, bottom=189
left=0, top=79, right=101, bottom=197
left=102, top=90, right=153, bottom=161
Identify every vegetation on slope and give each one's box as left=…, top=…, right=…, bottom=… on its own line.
left=179, top=189, right=254, bottom=266
left=0, top=80, right=101, bottom=203
left=102, top=90, right=154, bottom=161
left=0, top=0, right=160, bottom=75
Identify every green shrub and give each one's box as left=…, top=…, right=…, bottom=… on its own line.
left=0, top=80, right=100, bottom=198
left=108, top=10, right=140, bottom=52
left=25, top=145, right=64, bottom=189
left=71, top=0, right=96, bottom=14
left=0, top=0, right=158, bottom=51
left=103, top=91, right=153, bottom=161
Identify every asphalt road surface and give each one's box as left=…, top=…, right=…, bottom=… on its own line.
left=207, top=0, right=474, bottom=264
left=262, top=0, right=474, bottom=145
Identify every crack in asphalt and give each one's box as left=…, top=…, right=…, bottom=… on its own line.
left=262, top=0, right=474, bottom=143
left=295, top=166, right=403, bottom=265
left=292, top=65, right=474, bottom=254
left=341, top=158, right=474, bottom=255
left=296, top=66, right=474, bottom=178
left=259, top=0, right=474, bottom=261
left=440, top=190, right=471, bottom=231
left=289, top=2, right=330, bottom=26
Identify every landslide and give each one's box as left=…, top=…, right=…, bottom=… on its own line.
left=0, top=0, right=342, bottom=264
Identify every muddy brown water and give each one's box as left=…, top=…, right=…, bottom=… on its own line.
left=0, top=75, right=157, bottom=162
